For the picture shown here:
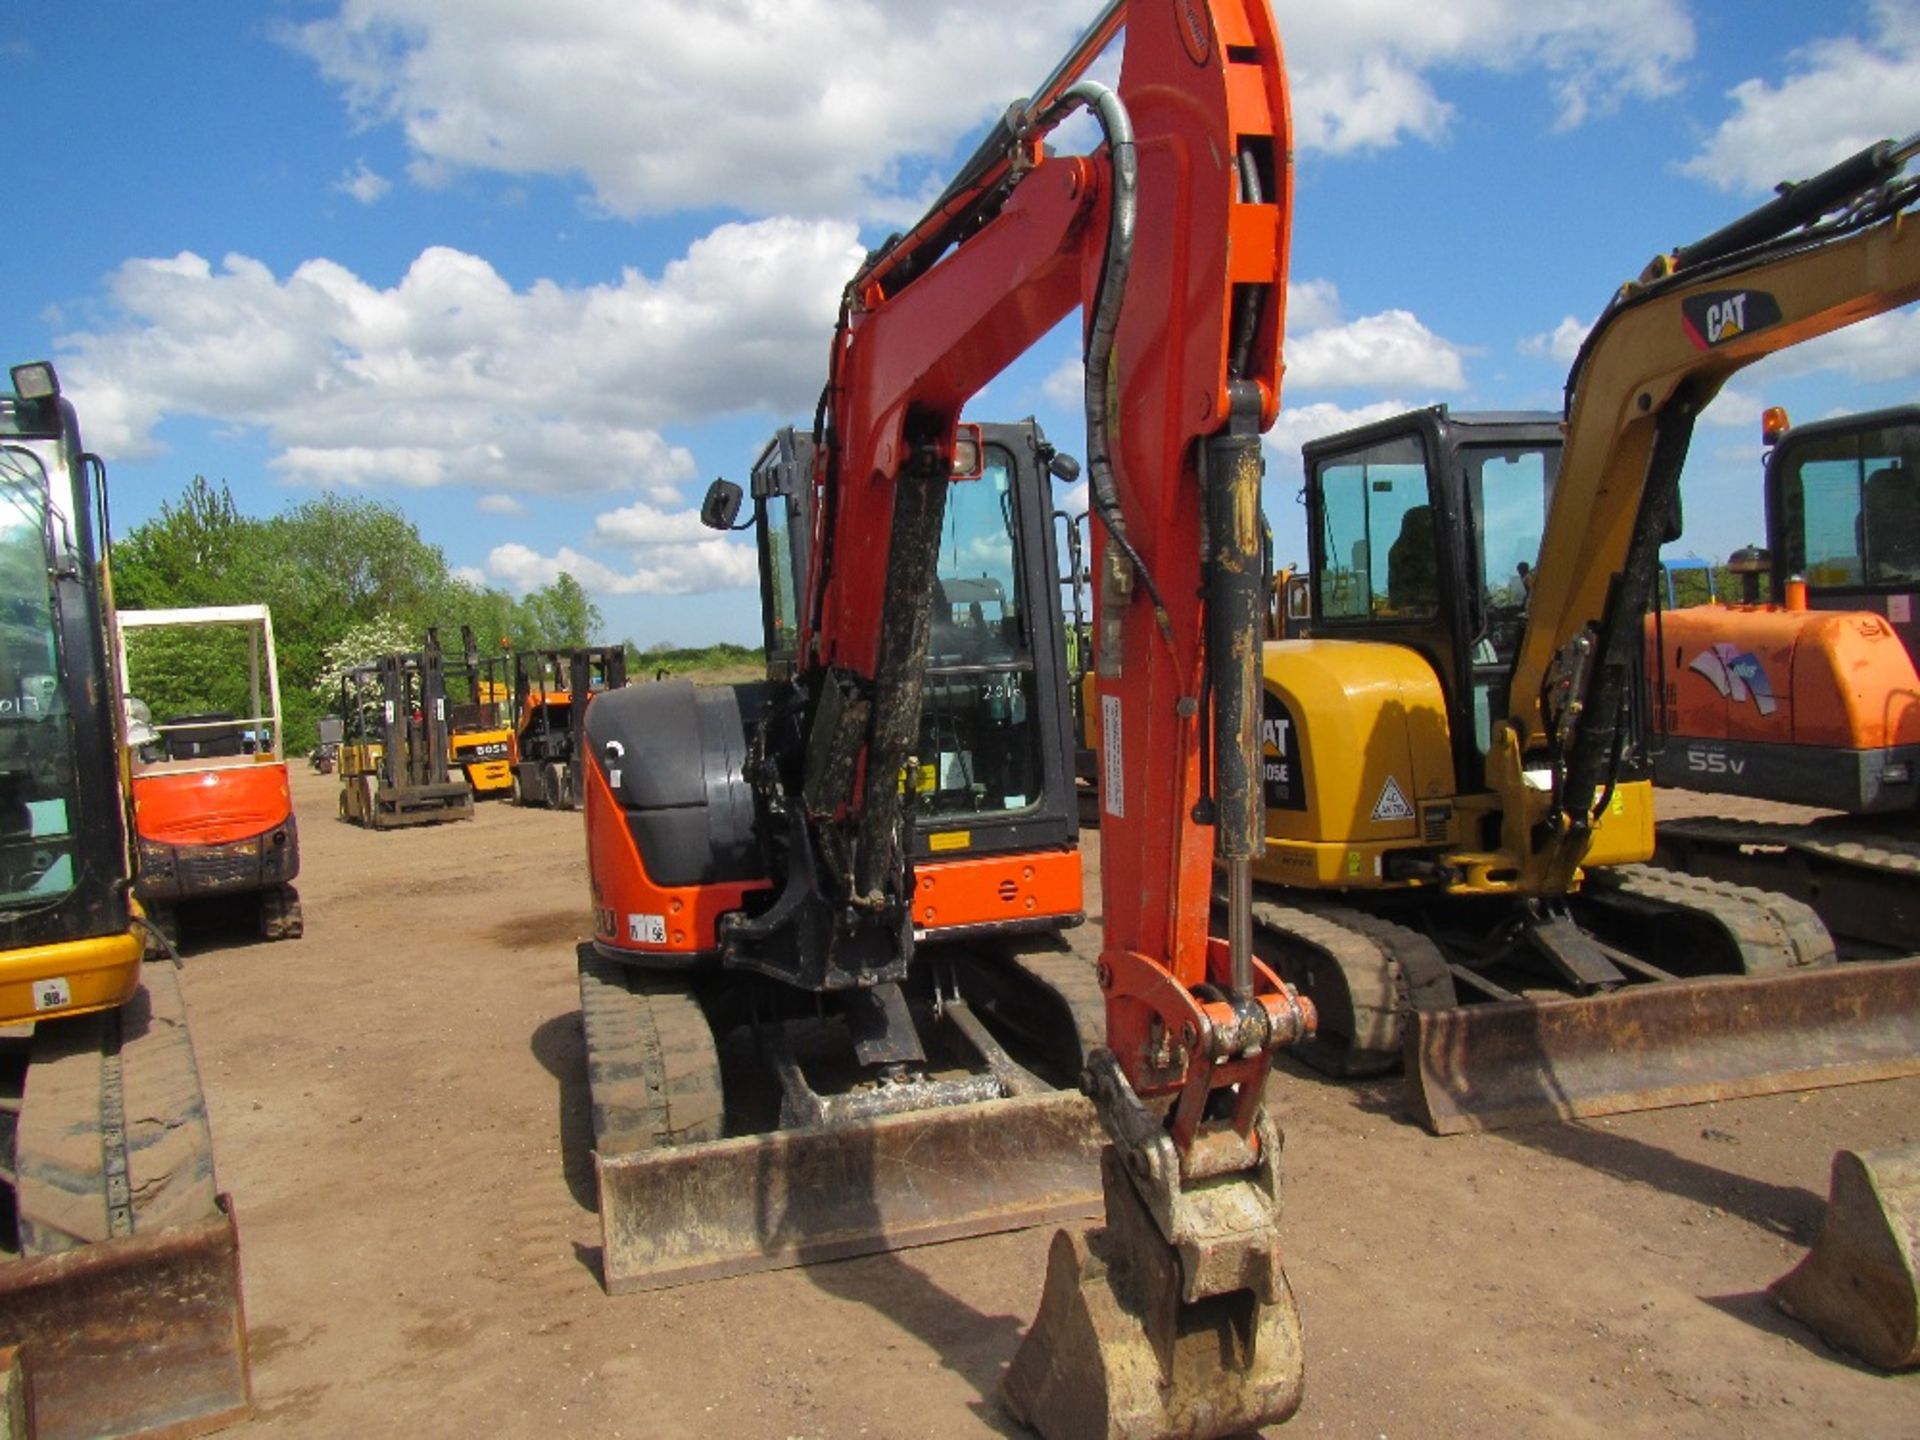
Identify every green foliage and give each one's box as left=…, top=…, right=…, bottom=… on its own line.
left=628, top=640, right=764, bottom=682
left=122, top=627, right=258, bottom=729
left=112, top=475, right=635, bottom=750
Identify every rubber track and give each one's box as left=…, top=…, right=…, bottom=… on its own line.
left=1004, top=940, right=1106, bottom=1065
left=260, top=884, right=304, bottom=941
left=577, top=948, right=723, bottom=1156
left=1245, top=895, right=1452, bottom=1070
left=11, top=962, right=220, bottom=1256
left=1660, top=815, right=1920, bottom=879
left=1581, top=862, right=1835, bottom=973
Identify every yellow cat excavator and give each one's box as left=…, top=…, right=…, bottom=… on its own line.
left=1252, top=133, right=1920, bottom=1135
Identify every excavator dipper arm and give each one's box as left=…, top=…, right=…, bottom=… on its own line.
left=735, top=2, right=1313, bottom=1434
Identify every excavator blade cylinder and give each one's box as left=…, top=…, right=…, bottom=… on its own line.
left=1771, top=1143, right=1920, bottom=1370
left=1001, top=1151, right=1304, bottom=1440
left=595, top=1090, right=1101, bottom=1293
left=1409, top=957, right=1920, bottom=1135
left=0, top=1202, right=250, bottom=1440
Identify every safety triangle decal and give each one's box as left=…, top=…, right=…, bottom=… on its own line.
left=1371, top=775, right=1415, bottom=823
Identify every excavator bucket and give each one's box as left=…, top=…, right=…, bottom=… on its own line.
left=1771, top=1144, right=1920, bottom=1370
left=596, top=1090, right=1102, bottom=1293
left=1002, top=1148, right=1304, bottom=1440
left=1407, top=957, right=1920, bottom=1135
left=0, top=1202, right=251, bottom=1440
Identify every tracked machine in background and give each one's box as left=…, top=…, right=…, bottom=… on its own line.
left=1249, top=134, right=1920, bottom=1136
left=577, top=4, right=1314, bottom=1434
left=509, top=646, right=625, bottom=810
left=582, top=417, right=1099, bottom=1294
left=0, top=361, right=250, bottom=1440
left=336, top=647, right=474, bottom=829
left=441, top=624, right=515, bottom=800
left=1650, top=402, right=1920, bottom=947
left=118, top=604, right=303, bottom=947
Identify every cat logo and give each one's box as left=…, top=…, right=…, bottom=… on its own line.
left=1682, top=289, right=1782, bottom=350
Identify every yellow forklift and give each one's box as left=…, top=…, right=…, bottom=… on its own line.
left=337, top=647, right=474, bottom=828
left=438, top=625, right=514, bottom=799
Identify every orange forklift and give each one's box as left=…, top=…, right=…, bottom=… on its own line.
left=507, top=646, right=626, bottom=810
left=117, top=604, right=302, bottom=946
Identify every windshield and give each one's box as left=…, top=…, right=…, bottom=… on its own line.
left=0, top=443, right=81, bottom=908
left=918, top=444, right=1044, bottom=819
left=1778, top=418, right=1920, bottom=588
left=1315, top=434, right=1437, bottom=619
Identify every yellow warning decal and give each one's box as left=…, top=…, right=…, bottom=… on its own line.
left=928, top=830, right=972, bottom=853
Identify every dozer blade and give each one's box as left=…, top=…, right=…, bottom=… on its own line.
left=1771, top=1143, right=1920, bottom=1370
left=1408, top=956, right=1920, bottom=1135
left=1002, top=1150, right=1304, bottom=1440
left=0, top=1200, right=251, bottom=1440
left=596, top=1089, right=1101, bottom=1293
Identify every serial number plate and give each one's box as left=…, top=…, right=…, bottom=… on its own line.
left=32, top=977, right=72, bottom=1012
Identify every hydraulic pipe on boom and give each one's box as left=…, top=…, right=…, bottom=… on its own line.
left=657, top=1, right=1309, bottom=1432
left=785, top=4, right=1316, bottom=1433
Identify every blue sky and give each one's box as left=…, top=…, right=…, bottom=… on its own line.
left=7, top=1, right=1917, bottom=646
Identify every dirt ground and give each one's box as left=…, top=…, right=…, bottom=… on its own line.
left=169, top=766, right=1920, bottom=1440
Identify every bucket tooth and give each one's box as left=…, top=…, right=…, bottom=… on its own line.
left=1002, top=1149, right=1304, bottom=1440
left=1771, top=1144, right=1920, bottom=1370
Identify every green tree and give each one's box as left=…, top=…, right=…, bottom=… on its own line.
left=516, top=572, right=602, bottom=648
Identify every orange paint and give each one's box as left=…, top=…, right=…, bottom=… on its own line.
left=910, top=845, right=1082, bottom=932
left=132, top=762, right=294, bottom=846
left=1650, top=604, right=1920, bottom=751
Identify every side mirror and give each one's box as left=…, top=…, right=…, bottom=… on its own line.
left=701, top=478, right=745, bottom=531
left=1285, top=573, right=1312, bottom=622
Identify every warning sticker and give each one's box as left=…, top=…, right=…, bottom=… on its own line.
left=1101, top=694, right=1125, bottom=819
left=1370, top=775, right=1414, bottom=823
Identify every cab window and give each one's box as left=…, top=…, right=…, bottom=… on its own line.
left=1315, top=434, right=1437, bottom=620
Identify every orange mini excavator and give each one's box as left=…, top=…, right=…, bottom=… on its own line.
left=118, top=604, right=302, bottom=947
left=573, top=2, right=1313, bottom=1434
left=1650, top=402, right=1920, bottom=948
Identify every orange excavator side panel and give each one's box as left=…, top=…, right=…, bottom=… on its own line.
left=1651, top=604, right=1920, bottom=750
left=132, top=763, right=295, bottom=847
left=910, top=845, right=1082, bottom=933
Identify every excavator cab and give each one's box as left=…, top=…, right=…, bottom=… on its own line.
left=1301, top=408, right=1574, bottom=792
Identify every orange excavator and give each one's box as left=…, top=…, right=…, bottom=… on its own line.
left=1650, top=401, right=1920, bottom=948
left=117, top=604, right=303, bottom=948
left=575, top=2, right=1311, bottom=1434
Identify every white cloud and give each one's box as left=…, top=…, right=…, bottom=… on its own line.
left=1284, top=0, right=1692, bottom=148
left=1519, top=315, right=1591, bottom=364
left=289, top=1, right=1694, bottom=219
left=336, top=162, right=392, bottom=204
left=57, top=217, right=864, bottom=494
left=1286, top=284, right=1468, bottom=392
left=1682, top=2, right=1920, bottom=193
left=476, top=493, right=526, bottom=516
left=481, top=537, right=758, bottom=597
left=1263, top=399, right=1426, bottom=469
left=1735, top=306, right=1920, bottom=385
left=292, top=0, right=1089, bottom=221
